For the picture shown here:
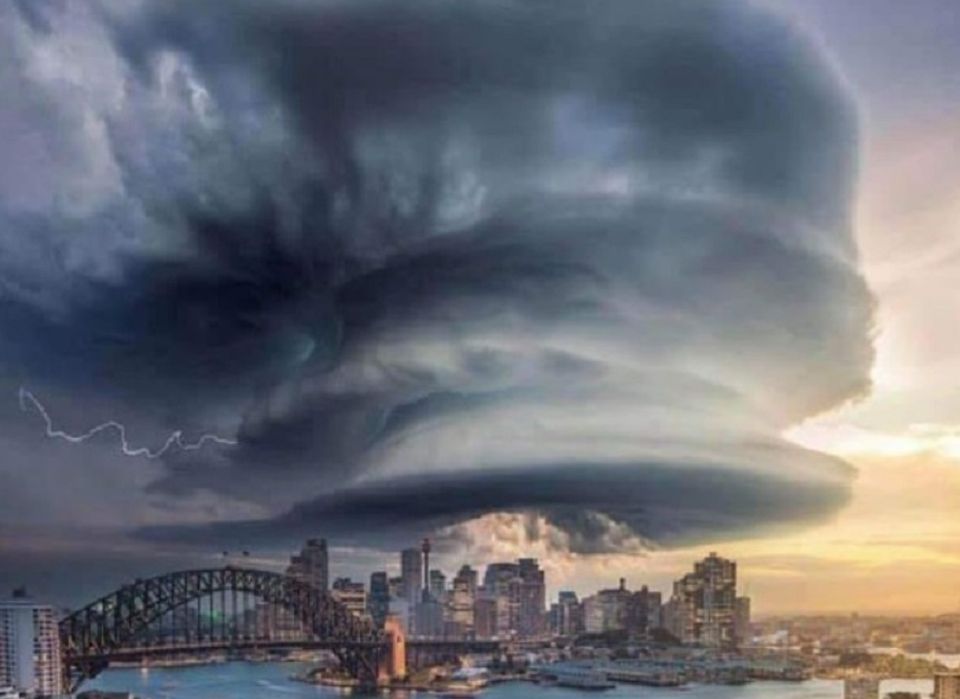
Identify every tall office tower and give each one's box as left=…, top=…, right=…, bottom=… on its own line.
left=473, top=597, right=498, bottom=639
left=287, top=538, right=329, bottom=592
left=667, top=552, right=737, bottom=647
left=428, top=570, right=446, bottom=602
left=400, top=548, right=423, bottom=605
left=421, top=539, right=431, bottom=599
left=368, top=572, right=390, bottom=629
left=555, top=591, right=582, bottom=637
left=482, top=563, right=520, bottom=637
left=388, top=576, right=404, bottom=599
left=517, top=558, right=546, bottom=638
left=0, top=593, right=63, bottom=697
left=449, top=566, right=477, bottom=636
left=331, top=578, right=367, bottom=619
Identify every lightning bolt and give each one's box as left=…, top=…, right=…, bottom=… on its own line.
left=18, top=387, right=237, bottom=458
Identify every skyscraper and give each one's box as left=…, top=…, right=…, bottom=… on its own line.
left=449, top=566, right=478, bottom=636
left=287, top=538, right=329, bottom=591
left=368, top=572, right=390, bottom=629
left=734, top=596, right=751, bottom=645
left=400, top=548, right=423, bottom=605
left=428, top=569, right=446, bottom=602
left=517, top=558, right=546, bottom=637
left=666, top=552, right=737, bottom=647
left=555, top=591, right=582, bottom=637
left=482, top=562, right=520, bottom=637
left=0, top=593, right=62, bottom=697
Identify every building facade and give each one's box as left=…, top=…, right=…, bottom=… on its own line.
left=331, top=577, right=367, bottom=619
left=935, top=672, right=960, bottom=699
left=368, top=572, right=390, bottom=629
left=517, top=558, right=546, bottom=638
left=449, top=566, right=477, bottom=636
left=286, top=538, right=329, bottom=592
left=665, top=552, right=737, bottom=647
left=734, top=596, right=751, bottom=645
left=0, top=596, right=62, bottom=697
left=400, top=548, right=423, bottom=605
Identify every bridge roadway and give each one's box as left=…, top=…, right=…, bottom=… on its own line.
left=77, top=637, right=506, bottom=661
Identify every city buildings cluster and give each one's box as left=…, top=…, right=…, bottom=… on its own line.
left=0, top=544, right=753, bottom=697
left=280, top=540, right=751, bottom=649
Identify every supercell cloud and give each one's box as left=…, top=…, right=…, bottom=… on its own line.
left=0, top=0, right=873, bottom=557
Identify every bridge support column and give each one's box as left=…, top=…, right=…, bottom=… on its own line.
left=379, top=615, right=406, bottom=683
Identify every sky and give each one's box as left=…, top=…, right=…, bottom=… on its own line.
left=0, top=0, right=957, bottom=616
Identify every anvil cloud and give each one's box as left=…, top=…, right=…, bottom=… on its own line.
left=0, top=0, right=873, bottom=559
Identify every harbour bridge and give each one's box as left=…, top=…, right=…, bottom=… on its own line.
left=58, top=566, right=507, bottom=691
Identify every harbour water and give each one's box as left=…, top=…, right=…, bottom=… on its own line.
left=84, top=662, right=935, bottom=698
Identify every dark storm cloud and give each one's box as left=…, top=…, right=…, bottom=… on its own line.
left=141, top=457, right=853, bottom=555
left=0, top=0, right=872, bottom=554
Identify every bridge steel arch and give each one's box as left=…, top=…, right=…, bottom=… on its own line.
left=59, top=567, right=385, bottom=690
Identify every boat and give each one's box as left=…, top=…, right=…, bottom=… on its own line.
left=440, top=682, right=483, bottom=698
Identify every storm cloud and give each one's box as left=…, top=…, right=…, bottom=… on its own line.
left=0, top=0, right=873, bottom=558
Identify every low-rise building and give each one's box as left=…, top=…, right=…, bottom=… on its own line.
left=935, top=671, right=960, bottom=699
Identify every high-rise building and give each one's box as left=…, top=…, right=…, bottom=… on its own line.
left=388, top=576, right=404, bottom=600
left=555, top=591, right=582, bottom=637
left=517, top=558, right=546, bottom=638
left=414, top=597, right=445, bottom=638
left=935, top=672, right=960, bottom=699
left=421, top=539, right=431, bottom=599
left=483, top=563, right=520, bottom=637
left=666, top=553, right=737, bottom=647
left=428, top=570, right=446, bottom=602
left=473, top=597, right=498, bottom=639
left=626, top=585, right=661, bottom=638
left=734, top=596, right=751, bottom=645
left=0, top=593, right=63, bottom=697
left=449, top=566, right=477, bottom=636
left=331, top=578, right=367, bottom=619
left=368, top=572, right=390, bottom=629
left=287, top=538, right=329, bottom=591
left=400, top=548, right=423, bottom=605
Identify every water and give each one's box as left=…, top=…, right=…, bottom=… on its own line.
left=84, top=663, right=934, bottom=699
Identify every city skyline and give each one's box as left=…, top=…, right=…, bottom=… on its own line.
left=1, top=0, right=959, bottom=620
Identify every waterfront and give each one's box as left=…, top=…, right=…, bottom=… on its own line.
left=85, top=662, right=935, bottom=698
